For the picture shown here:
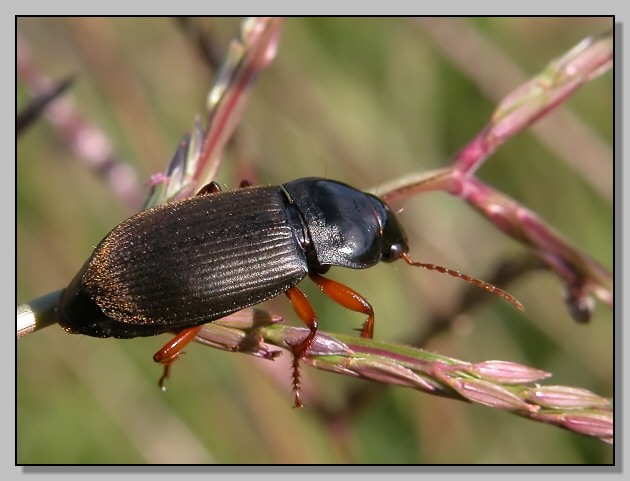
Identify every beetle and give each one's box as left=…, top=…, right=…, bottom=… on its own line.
left=57, top=177, right=522, bottom=407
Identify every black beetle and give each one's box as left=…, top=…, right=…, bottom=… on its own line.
left=57, top=177, right=521, bottom=406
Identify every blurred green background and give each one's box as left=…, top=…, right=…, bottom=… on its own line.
left=17, top=17, right=613, bottom=464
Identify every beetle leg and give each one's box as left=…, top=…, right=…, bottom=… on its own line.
left=309, top=273, right=375, bottom=338
left=152, top=325, right=203, bottom=390
left=285, top=286, right=318, bottom=408
left=196, top=181, right=222, bottom=196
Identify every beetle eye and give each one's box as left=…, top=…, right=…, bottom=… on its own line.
left=382, top=243, right=405, bottom=262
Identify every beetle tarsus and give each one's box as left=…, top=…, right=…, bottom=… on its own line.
left=284, top=286, right=321, bottom=407
left=291, top=355, right=304, bottom=409
left=158, top=360, right=174, bottom=392
left=152, top=326, right=203, bottom=391
left=286, top=326, right=317, bottom=408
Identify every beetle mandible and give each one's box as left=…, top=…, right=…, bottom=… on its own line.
left=57, top=177, right=522, bottom=407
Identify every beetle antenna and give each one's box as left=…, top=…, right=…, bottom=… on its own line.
left=401, top=253, right=524, bottom=311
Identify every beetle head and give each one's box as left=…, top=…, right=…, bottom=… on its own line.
left=283, top=178, right=408, bottom=270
